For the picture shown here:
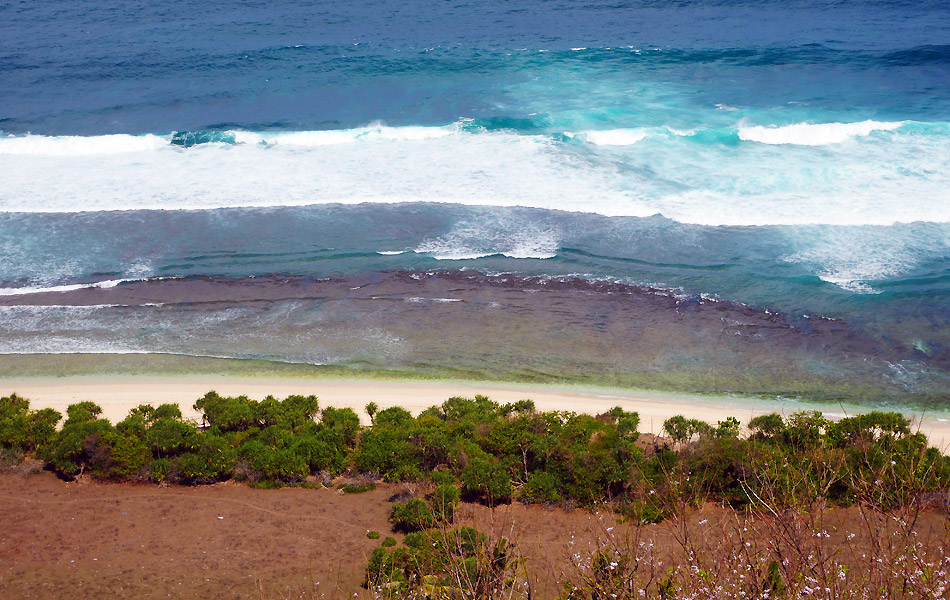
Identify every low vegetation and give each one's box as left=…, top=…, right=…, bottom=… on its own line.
left=2, top=391, right=948, bottom=598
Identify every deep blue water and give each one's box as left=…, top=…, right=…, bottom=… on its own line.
left=2, top=1, right=950, bottom=134
left=0, top=0, right=948, bottom=396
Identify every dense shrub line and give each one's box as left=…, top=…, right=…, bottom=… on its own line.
left=1, top=392, right=353, bottom=486
left=1, top=391, right=947, bottom=512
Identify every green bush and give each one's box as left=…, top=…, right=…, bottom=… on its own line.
left=402, top=530, right=433, bottom=550
left=682, top=437, right=752, bottom=507
left=339, top=482, right=377, bottom=494
left=460, top=456, right=512, bottom=504
left=116, top=406, right=151, bottom=437
left=64, top=401, right=103, bottom=426
left=366, top=530, right=381, bottom=539
left=152, top=403, right=183, bottom=421
left=430, top=483, right=461, bottom=522
left=176, top=435, right=236, bottom=483
left=826, top=411, right=911, bottom=448
left=29, top=408, right=62, bottom=451
left=374, top=406, right=414, bottom=429
left=385, top=463, right=423, bottom=483
left=1, top=389, right=946, bottom=524
left=748, top=413, right=787, bottom=441
left=295, top=427, right=347, bottom=474
left=365, top=526, right=518, bottom=598
left=430, top=469, right=456, bottom=486
left=521, top=470, right=561, bottom=504
left=641, top=447, right=679, bottom=487
left=193, top=392, right=320, bottom=433
left=502, top=399, right=536, bottom=416
left=663, top=415, right=713, bottom=445
left=632, top=500, right=667, bottom=524
left=0, top=393, right=29, bottom=414
left=604, top=406, right=640, bottom=438
left=41, top=411, right=113, bottom=477
left=354, top=428, right=414, bottom=479
left=715, top=416, right=741, bottom=438
left=786, top=411, right=829, bottom=449
left=149, top=457, right=172, bottom=483
left=411, top=423, right=454, bottom=472
left=145, top=418, right=197, bottom=457
left=238, top=439, right=308, bottom=483
left=390, top=498, right=435, bottom=533
left=452, top=394, right=501, bottom=419
left=364, top=546, right=410, bottom=589
left=321, top=407, right=361, bottom=447
left=103, top=432, right=150, bottom=480
left=270, top=394, right=319, bottom=430
left=0, top=394, right=61, bottom=453
left=44, top=421, right=149, bottom=481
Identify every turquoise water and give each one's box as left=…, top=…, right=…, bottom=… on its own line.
left=0, top=1, right=948, bottom=400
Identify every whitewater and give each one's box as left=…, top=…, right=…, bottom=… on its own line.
left=2, top=118, right=948, bottom=227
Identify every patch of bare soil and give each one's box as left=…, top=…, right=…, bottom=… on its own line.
left=0, top=472, right=609, bottom=599
left=0, top=471, right=394, bottom=599
left=1, top=472, right=947, bottom=599
left=0, top=472, right=633, bottom=599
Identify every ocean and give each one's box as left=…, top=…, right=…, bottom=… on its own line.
left=1, top=0, right=948, bottom=404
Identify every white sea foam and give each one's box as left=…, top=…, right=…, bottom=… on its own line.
left=377, top=250, right=408, bottom=255
left=415, top=247, right=492, bottom=260
left=0, top=125, right=646, bottom=217
left=815, top=276, right=879, bottom=294
left=1, top=121, right=948, bottom=227
left=0, top=302, right=164, bottom=309
left=404, top=297, right=462, bottom=303
left=568, top=129, right=648, bottom=146
left=737, top=120, right=903, bottom=146
left=0, top=133, right=167, bottom=155
left=235, top=123, right=456, bottom=147
left=782, top=225, right=950, bottom=293
left=415, top=218, right=560, bottom=260
left=665, top=128, right=696, bottom=137
left=0, top=278, right=133, bottom=296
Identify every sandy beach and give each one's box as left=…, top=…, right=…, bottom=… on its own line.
left=3, top=375, right=949, bottom=449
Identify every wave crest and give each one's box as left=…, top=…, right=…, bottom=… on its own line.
left=0, top=278, right=135, bottom=297
left=738, top=120, right=904, bottom=146
left=566, top=129, right=648, bottom=146
left=234, top=123, right=458, bottom=147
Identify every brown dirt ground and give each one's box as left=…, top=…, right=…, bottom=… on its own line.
left=0, top=471, right=620, bottom=599
left=1, top=471, right=947, bottom=599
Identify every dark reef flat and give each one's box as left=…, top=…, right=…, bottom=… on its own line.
left=2, top=270, right=942, bottom=405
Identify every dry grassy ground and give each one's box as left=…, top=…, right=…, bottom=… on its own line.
left=1, top=471, right=947, bottom=599
left=0, top=471, right=617, bottom=599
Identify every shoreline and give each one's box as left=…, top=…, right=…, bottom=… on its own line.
left=4, top=373, right=949, bottom=449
